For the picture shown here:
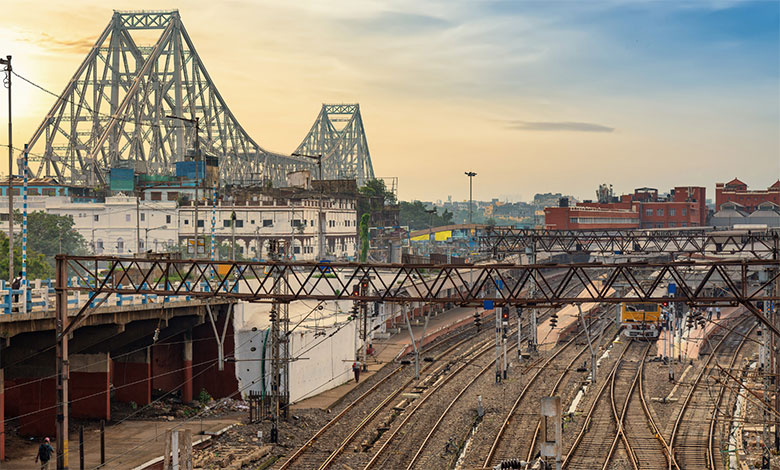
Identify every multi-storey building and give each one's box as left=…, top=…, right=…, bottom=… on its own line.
left=545, top=186, right=706, bottom=230
left=715, top=178, right=780, bottom=213
left=179, top=176, right=359, bottom=260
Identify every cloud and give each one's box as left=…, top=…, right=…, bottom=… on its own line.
left=20, top=32, right=96, bottom=54
left=507, top=120, right=615, bottom=133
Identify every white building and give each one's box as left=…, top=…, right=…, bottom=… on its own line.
left=180, top=192, right=358, bottom=260
left=0, top=194, right=179, bottom=255
left=46, top=195, right=180, bottom=255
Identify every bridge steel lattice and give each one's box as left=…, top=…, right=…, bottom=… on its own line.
left=294, top=104, right=375, bottom=186
left=479, top=227, right=779, bottom=258
left=52, top=255, right=779, bottom=467
left=23, top=11, right=374, bottom=187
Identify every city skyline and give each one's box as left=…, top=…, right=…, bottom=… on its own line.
left=0, top=0, right=777, bottom=202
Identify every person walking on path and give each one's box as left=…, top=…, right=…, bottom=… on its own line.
left=352, top=361, right=361, bottom=383
left=35, top=437, right=54, bottom=470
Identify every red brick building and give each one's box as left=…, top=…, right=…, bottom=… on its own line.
left=545, top=186, right=706, bottom=230
left=544, top=206, right=640, bottom=230
left=715, top=178, right=780, bottom=213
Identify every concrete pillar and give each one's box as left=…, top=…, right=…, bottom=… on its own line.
left=183, top=331, right=193, bottom=403
left=12, top=377, right=56, bottom=437
left=113, top=348, right=151, bottom=406
left=70, top=353, right=111, bottom=420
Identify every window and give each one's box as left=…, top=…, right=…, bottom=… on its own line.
left=656, top=223, right=665, bottom=228
left=682, top=223, right=687, bottom=227
left=197, top=220, right=204, bottom=228
left=293, top=246, right=301, bottom=254
left=235, top=220, right=243, bottom=228
left=96, top=240, right=103, bottom=251
left=669, top=222, right=676, bottom=227
left=669, top=208, right=676, bottom=217
left=184, top=219, right=189, bottom=225
left=263, top=219, right=273, bottom=227
left=656, top=208, right=664, bottom=216
left=139, top=239, right=145, bottom=249
left=250, top=220, right=255, bottom=225
left=166, top=215, right=171, bottom=224
left=140, top=213, right=145, bottom=222
left=94, top=215, right=99, bottom=222
left=43, top=188, right=55, bottom=196
left=151, top=192, right=162, bottom=201
left=645, top=209, right=652, bottom=217
left=167, top=192, right=178, bottom=201
left=125, top=214, right=131, bottom=222
left=116, top=237, right=125, bottom=252
left=223, top=220, right=231, bottom=228
left=682, top=208, right=687, bottom=216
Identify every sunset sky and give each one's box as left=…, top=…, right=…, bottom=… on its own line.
left=1, top=0, right=778, bottom=202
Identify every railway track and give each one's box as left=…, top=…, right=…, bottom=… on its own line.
left=482, top=313, right=613, bottom=468
left=563, top=339, right=677, bottom=470
left=278, top=270, right=578, bottom=469
left=669, top=316, right=756, bottom=470
left=563, top=340, right=632, bottom=469
left=276, top=323, right=492, bottom=470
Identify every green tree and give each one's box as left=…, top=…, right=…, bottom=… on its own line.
left=399, top=201, right=454, bottom=230
left=357, top=178, right=396, bottom=221
left=0, top=231, right=54, bottom=280
left=23, top=211, right=88, bottom=269
left=359, top=213, right=370, bottom=262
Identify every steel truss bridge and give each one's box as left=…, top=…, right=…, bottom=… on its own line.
left=478, top=227, right=779, bottom=258
left=24, top=10, right=374, bottom=187
left=58, top=256, right=780, bottom=333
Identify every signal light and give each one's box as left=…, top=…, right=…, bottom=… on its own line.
left=501, top=307, right=510, bottom=323
left=474, top=312, right=482, bottom=331
left=352, top=284, right=360, bottom=297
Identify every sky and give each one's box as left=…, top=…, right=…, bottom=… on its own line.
left=0, top=0, right=778, bottom=203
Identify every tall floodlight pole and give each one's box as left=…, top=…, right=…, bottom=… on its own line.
left=167, top=115, right=200, bottom=257
left=292, top=153, right=323, bottom=258
left=1, top=56, right=13, bottom=282
left=465, top=171, right=477, bottom=225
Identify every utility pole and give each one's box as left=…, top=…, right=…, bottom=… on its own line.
left=55, top=256, right=69, bottom=469
left=425, top=208, right=436, bottom=256
left=361, top=279, right=369, bottom=371
left=526, top=245, right=538, bottom=352
left=465, top=171, right=476, bottom=225
left=231, top=211, right=236, bottom=259
left=167, top=115, right=200, bottom=257
left=2, top=56, right=13, bottom=282
left=292, top=153, right=323, bottom=258
left=495, top=307, right=502, bottom=383
left=516, top=305, right=523, bottom=360
left=136, top=195, right=141, bottom=254
left=578, top=304, right=597, bottom=383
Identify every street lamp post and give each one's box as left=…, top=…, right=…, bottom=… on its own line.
left=425, top=208, right=436, bottom=255
left=291, top=153, right=323, bottom=259
left=465, top=171, right=477, bottom=225
left=144, top=225, right=168, bottom=252
left=167, top=115, right=201, bottom=256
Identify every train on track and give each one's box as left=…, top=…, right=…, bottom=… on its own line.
left=618, top=301, right=662, bottom=339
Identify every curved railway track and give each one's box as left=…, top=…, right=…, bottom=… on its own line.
left=669, top=316, right=756, bottom=470
left=277, top=324, right=489, bottom=470
left=563, top=340, right=632, bottom=469
left=482, top=314, right=613, bottom=468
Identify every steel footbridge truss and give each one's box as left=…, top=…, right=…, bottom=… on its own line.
left=294, top=104, right=375, bottom=185
left=24, top=11, right=374, bottom=187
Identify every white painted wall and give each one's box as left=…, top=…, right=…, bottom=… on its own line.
left=233, top=301, right=358, bottom=403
